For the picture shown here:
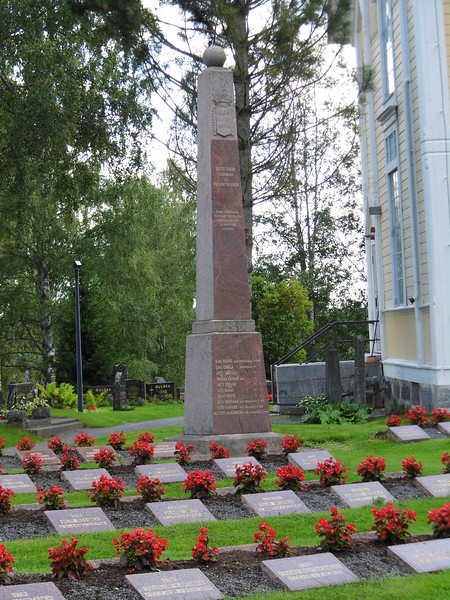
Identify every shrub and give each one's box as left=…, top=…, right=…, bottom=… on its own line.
left=357, top=455, right=386, bottom=482
left=300, top=396, right=369, bottom=424
left=138, top=432, right=155, bottom=444
left=430, top=408, right=450, bottom=425
left=87, top=475, right=124, bottom=507
left=137, top=476, right=164, bottom=502
left=442, top=452, right=450, bottom=474
left=17, top=436, right=35, bottom=451
left=192, top=527, right=219, bottom=562
left=47, top=437, right=64, bottom=454
left=129, top=441, right=154, bottom=466
left=315, top=457, right=348, bottom=486
left=37, top=485, right=67, bottom=510
left=60, top=446, right=80, bottom=471
left=279, top=434, right=302, bottom=456
left=246, top=438, right=267, bottom=459
left=209, top=441, right=230, bottom=459
left=371, top=503, right=417, bottom=543
left=22, top=452, right=42, bottom=474
left=183, top=470, right=216, bottom=499
left=315, top=507, right=356, bottom=551
left=276, top=464, right=305, bottom=491
left=94, top=448, right=116, bottom=469
left=386, top=414, right=402, bottom=427
left=0, top=486, right=15, bottom=515
left=404, top=405, right=428, bottom=426
left=48, top=537, right=93, bottom=580
left=254, top=522, right=291, bottom=558
left=108, top=431, right=126, bottom=450
left=233, top=462, right=266, bottom=494
left=74, top=432, right=95, bottom=447
left=84, top=388, right=110, bottom=409
left=428, top=502, right=450, bottom=539
left=401, top=455, right=423, bottom=478
left=0, top=544, right=14, bottom=584
left=0, top=436, right=5, bottom=456
left=113, top=528, right=167, bottom=572
left=174, top=441, right=196, bottom=466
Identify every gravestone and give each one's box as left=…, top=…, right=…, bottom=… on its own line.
left=7, top=382, right=36, bottom=409
left=146, top=499, right=216, bottom=525
left=288, top=450, right=335, bottom=471
left=150, top=442, right=177, bottom=459
left=76, top=444, right=118, bottom=463
left=331, top=482, right=395, bottom=508
left=213, top=456, right=262, bottom=478
left=126, top=569, right=223, bottom=599
left=0, top=582, right=67, bottom=599
left=387, top=425, right=430, bottom=442
left=261, top=553, right=357, bottom=591
left=45, top=507, right=115, bottom=534
left=438, top=421, right=450, bottom=436
left=146, top=381, right=175, bottom=399
left=388, top=538, right=450, bottom=572
left=127, top=379, right=146, bottom=403
left=415, top=473, right=450, bottom=497
left=242, top=490, right=310, bottom=516
left=61, top=468, right=111, bottom=490
left=0, top=473, right=36, bottom=494
left=113, top=364, right=127, bottom=411
left=135, top=462, right=187, bottom=483
left=16, top=448, right=61, bottom=467
left=183, top=46, right=271, bottom=437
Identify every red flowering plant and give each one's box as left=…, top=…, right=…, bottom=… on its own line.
left=174, top=441, right=196, bottom=466
left=108, top=431, right=126, bottom=451
left=74, top=432, right=95, bottom=447
left=129, top=441, right=154, bottom=467
left=0, top=544, right=14, bottom=584
left=233, top=462, right=266, bottom=494
left=276, top=464, right=305, bottom=491
left=371, top=503, right=417, bottom=543
left=192, top=527, right=219, bottom=562
left=37, top=485, right=67, bottom=510
left=442, top=452, right=450, bottom=474
left=254, top=522, right=291, bottom=558
left=315, top=507, right=356, bottom=551
left=22, top=452, right=42, bottom=474
left=48, top=537, right=93, bottom=580
left=137, top=476, right=165, bottom=502
left=246, top=438, right=267, bottom=459
left=113, top=527, right=168, bottom=572
left=0, top=436, right=5, bottom=456
left=315, top=457, right=348, bottom=486
left=386, top=414, right=402, bottom=427
left=0, top=486, right=15, bottom=515
left=209, top=441, right=230, bottom=459
left=94, top=448, right=116, bottom=469
left=279, top=434, right=302, bottom=457
left=47, top=437, right=64, bottom=454
left=357, top=455, right=386, bottom=482
left=183, top=469, right=216, bottom=499
left=428, top=502, right=450, bottom=539
left=17, top=436, right=35, bottom=451
left=59, top=445, right=80, bottom=471
left=404, top=405, right=428, bottom=426
left=430, top=408, right=450, bottom=425
left=401, top=455, right=423, bottom=478
left=138, top=432, right=155, bottom=444
left=87, top=474, right=124, bottom=507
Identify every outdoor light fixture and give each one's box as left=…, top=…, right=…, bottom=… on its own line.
left=73, top=259, right=83, bottom=412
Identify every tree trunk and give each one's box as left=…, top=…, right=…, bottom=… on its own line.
left=37, top=259, right=55, bottom=376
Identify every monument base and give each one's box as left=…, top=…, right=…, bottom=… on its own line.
left=184, top=328, right=271, bottom=435
left=165, top=431, right=285, bottom=456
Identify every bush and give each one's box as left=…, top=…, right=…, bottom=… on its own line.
left=428, top=502, right=450, bottom=539
left=279, top=434, right=302, bottom=456
left=47, top=437, right=64, bottom=454
left=129, top=441, right=154, bottom=466
left=37, top=486, right=67, bottom=510
left=209, top=441, right=230, bottom=459
left=87, top=475, right=124, bottom=507
left=233, top=462, right=266, bottom=494
left=404, top=405, right=428, bottom=426
left=192, top=527, right=219, bottom=562
left=183, top=470, right=216, bottom=499
left=442, top=452, right=450, bottom=474
left=0, top=544, right=14, bottom=584
left=39, top=382, right=78, bottom=409
left=60, top=446, right=80, bottom=471
left=276, top=464, right=305, bottom=491
left=113, top=528, right=167, bottom=572
left=430, top=408, right=450, bottom=425
left=0, top=486, right=15, bottom=515
left=299, top=396, right=370, bottom=424
left=357, top=455, right=386, bottom=482
left=386, top=414, right=402, bottom=427
left=138, top=432, right=155, bottom=444
left=174, top=441, right=196, bottom=466
left=22, top=452, right=42, bottom=474
left=94, top=448, right=116, bottom=469
left=315, top=457, right=348, bottom=486
left=137, top=476, right=164, bottom=502
left=371, top=503, right=417, bottom=543
left=0, top=436, right=5, bottom=456
left=246, top=438, right=267, bottom=459
left=108, top=431, right=126, bottom=450
left=254, top=522, right=291, bottom=558
left=84, top=389, right=110, bottom=409
left=48, top=537, right=93, bottom=580
left=17, top=436, right=35, bottom=451
left=74, top=432, right=95, bottom=447
left=315, top=507, right=356, bottom=551
left=401, top=455, right=423, bottom=478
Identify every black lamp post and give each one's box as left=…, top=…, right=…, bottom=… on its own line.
left=73, top=260, right=83, bottom=413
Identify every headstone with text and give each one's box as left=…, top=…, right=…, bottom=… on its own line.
left=288, top=450, right=335, bottom=471
left=45, top=507, right=115, bottom=534
left=16, top=448, right=61, bottom=467
left=388, top=538, right=450, bottom=572
left=76, top=445, right=118, bottom=463
left=387, top=425, right=430, bottom=442
left=135, top=462, right=187, bottom=483
left=242, top=490, right=310, bottom=517
left=127, top=378, right=146, bottom=403
left=62, top=468, right=111, bottom=490
left=126, top=569, right=223, bottom=600
left=331, top=482, right=395, bottom=508
left=146, top=381, right=175, bottom=399
left=113, top=364, right=127, bottom=411
left=415, top=473, right=450, bottom=497
left=146, top=499, right=216, bottom=525
left=0, top=582, right=67, bottom=600
left=0, top=473, right=36, bottom=494
left=213, top=456, right=262, bottom=478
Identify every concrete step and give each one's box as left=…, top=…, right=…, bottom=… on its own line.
left=25, top=417, right=82, bottom=438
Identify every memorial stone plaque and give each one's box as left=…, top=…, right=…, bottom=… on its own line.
left=62, top=468, right=111, bottom=490
left=0, top=582, right=67, bottom=600
left=262, top=553, right=358, bottom=591
left=146, top=499, right=216, bottom=525
left=415, top=473, right=450, bottom=497
left=213, top=456, right=262, bottom=478
left=146, top=381, right=175, bottom=399
left=331, top=482, right=395, bottom=508
left=126, top=378, right=146, bottom=402
left=388, top=538, right=450, bottom=573
left=126, top=568, right=223, bottom=599
left=242, top=490, right=310, bottom=516
left=438, top=421, right=450, bottom=436
left=150, top=442, right=177, bottom=459
left=45, top=507, right=115, bottom=534
left=76, top=445, right=118, bottom=463
left=16, top=448, right=61, bottom=466
left=0, top=473, right=36, bottom=494
left=288, top=450, right=335, bottom=471
left=387, top=425, right=430, bottom=442
left=135, top=462, right=187, bottom=483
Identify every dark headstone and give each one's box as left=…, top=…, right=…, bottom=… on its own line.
left=146, top=381, right=175, bottom=399
left=126, top=568, right=223, bottom=599
left=7, top=409, right=26, bottom=427
left=126, top=379, right=146, bottom=403
left=7, top=382, right=36, bottom=408
left=45, top=507, right=115, bottom=534
left=113, top=364, right=127, bottom=411
left=146, top=499, right=216, bottom=525
left=0, top=582, right=67, bottom=599
left=46, top=367, right=57, bottom=384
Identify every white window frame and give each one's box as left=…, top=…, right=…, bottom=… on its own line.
left=379, top=0, right=396, bottom=100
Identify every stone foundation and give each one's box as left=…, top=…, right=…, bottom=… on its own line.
left=384, top=378, right=450, bottom=412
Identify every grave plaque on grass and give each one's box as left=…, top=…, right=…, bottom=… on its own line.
left=387, top=425, right=430, bottom=442
left=146, top=499, right=216, bottom=525
left=213, top=456, right=262, bottom=478
left=0, top=582, right=67, bottom=599
left=135, top=462, right=186, bottom=483
left=45, top=507, right=115, bottom=534
left=438, top=421, right=450, bottom=436
left=126, top=568, right=223, bottom=599
left=150, top=442, right=177, bottom=459
left=388, top=538, right=450, bottom=572
left=0, top=473, right=36, bottom=494
left=331, top=482, right=395, bottom=508
left=62, top=468, right=111, bottom=490
left=76, top=445, right=118, bottom=463
left=242, top=490, right=310, bottom=516
left=262, top=553, right=357, bottom=591
left=415, top=473, right=450, bottom=497
left=16, top=448, right=61, bottom=466
left=288, top=450, right=335, bottom=471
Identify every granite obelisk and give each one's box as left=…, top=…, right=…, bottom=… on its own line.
left=184, top=46, right=271, bottom=436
